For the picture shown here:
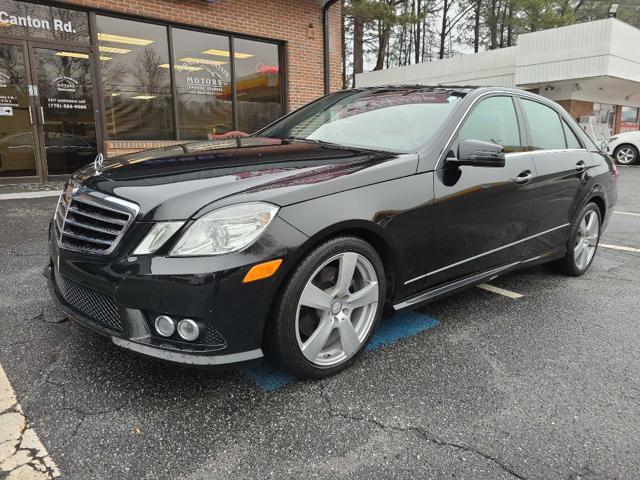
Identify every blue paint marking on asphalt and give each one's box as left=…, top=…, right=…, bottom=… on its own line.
left=241, top=311, right=440, bottom=391
left=241, top=362, right=297, bottom=392
left=365, top=311, right=440, bottom=352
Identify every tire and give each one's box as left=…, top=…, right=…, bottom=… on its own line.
left=613, top=144, right=639, bottom=165
left=267, top=236, right=386, bottom=379
left=550, top=203, right=601, bottom=276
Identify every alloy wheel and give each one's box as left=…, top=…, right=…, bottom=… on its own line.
left=573, top=210, right=599, bottom=270
left=616, top=146, right=636, bottom=165
left=295, top=252, right=379, bottom=367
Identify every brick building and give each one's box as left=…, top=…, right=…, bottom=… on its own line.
left=0, top=0, right=342, bottom=183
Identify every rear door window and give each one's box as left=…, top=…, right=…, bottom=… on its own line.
left=521, top=99, right=566, bottom=150
left=562, top=120, right=583, bottom=149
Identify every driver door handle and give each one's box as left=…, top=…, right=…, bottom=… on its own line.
left=575, top=160, right=587, bottom=172
left=514, top=170, right=533, bottom=185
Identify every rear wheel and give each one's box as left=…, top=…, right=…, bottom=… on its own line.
left=613, top=144, right=638, bottom=165
left=550, top=203, right=601, bottom=276
left=268, top=237, right=385, bottom=379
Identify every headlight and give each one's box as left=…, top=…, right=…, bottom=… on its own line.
left=170, top=202, right=279, bottom=256
left=133, top=221, right=185, bottom=255
left=609, top=136, right=618, bottom=143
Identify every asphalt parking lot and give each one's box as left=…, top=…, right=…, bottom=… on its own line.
left=1, top=167, right=639, bottom=480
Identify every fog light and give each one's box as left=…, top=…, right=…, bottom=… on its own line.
left=154, top=315, right=175, bottom=337
left=177, top=319, right=199, bottom=341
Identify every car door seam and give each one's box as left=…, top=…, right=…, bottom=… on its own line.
left=404, top=223, right=570, bottom=285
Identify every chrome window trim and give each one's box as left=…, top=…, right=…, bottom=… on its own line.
left=435, top=89, right=586, bottom=170
left=404, top=223, right=570, bottom=285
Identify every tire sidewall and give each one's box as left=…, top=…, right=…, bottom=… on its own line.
left=273, top=237, right=386, bottom=378
left=614, top=144, right=638, bottom=165
left=566, top=203, right=601, bottom=275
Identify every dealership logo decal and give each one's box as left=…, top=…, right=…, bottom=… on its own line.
left=184, top=62, right=229, bottom=96
left=53, top=77, right=78, bottom=93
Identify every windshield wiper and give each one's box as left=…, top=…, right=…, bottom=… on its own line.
left=282, top=136, right=395, bottom=155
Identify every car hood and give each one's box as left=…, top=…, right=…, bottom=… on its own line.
left=74, top=138, right=416, bottom=221
left=610, top=131, right=640, bottom=142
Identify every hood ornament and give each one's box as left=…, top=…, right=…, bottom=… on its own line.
left=93, top=153, right=104, bottom=172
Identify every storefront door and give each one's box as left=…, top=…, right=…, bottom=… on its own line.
left=0, top=39, right=98, bottom=182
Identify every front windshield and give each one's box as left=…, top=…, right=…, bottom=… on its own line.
left=259, top=88, right=465, bottom=153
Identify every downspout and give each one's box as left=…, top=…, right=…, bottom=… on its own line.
left=323, top=0, right=339, bottom=94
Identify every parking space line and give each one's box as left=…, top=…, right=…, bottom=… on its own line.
left=614, top=210, right=640, bottom=217
left=600, top=243, right=640, bottom=253
left=0, top=363, right=60, bottom=478
left=240, top=312, right=440, bottom=391
left=477, top=283, right=523, bottom=299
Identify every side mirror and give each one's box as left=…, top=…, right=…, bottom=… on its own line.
left=448, top=139, right=506, bottom=167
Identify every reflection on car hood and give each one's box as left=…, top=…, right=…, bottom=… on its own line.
left=74, top=137, right=407, bottom=221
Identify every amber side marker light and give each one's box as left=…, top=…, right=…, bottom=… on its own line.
left=243, top=259, right=283, bottom=283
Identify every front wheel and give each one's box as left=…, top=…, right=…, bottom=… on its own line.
left=268, top=237, right=385, bottom=379
left=550, top=203, right=601, bottom=276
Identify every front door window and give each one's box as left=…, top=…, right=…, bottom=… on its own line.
left=0, top=41, right=98, bottom=181
left=33, top=46, right=97, bottom=175
left=0, top=42, right=38, bottom=177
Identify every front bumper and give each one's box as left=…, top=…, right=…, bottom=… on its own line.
left=46, top=217, right=308, bottom=366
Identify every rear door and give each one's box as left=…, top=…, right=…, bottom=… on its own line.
left=422, top=95, right=536, bottom=289
left=517, top=98, right=590, bottom=258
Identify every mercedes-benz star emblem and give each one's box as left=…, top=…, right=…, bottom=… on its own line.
left=94, top=152, right=104, bottom=171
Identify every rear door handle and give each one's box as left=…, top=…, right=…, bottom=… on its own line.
left=575, top=161, right=587, bottom=172
left=514, top=170, right=533, bottom=185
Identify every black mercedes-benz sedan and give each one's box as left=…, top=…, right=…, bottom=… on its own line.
left=47, top=86, right=618, bottom=378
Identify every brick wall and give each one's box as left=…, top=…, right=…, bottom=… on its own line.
left=56, top=0, right=342, bottom=156
left=557, top=99, right=594, bottom=122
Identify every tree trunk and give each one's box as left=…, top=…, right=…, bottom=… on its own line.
left=415, top=0, right=422, bottom=64
left=438, top=0, right=448, bottom=59
left=490, top=0, right=498, bottom=49
left=499, top=0, right=506, bottom=48
left=506, top=0, right=514, bottom=47
left=352, top=15, right=364, bottom=87
left=374, top=21, right=390, bottom=70
left=473, top=0, right=480, bottom=53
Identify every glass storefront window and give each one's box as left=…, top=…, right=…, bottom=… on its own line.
left=234, top=38, right=282, bottom=134
left=0, top=0, right=90, bottom=43
left=0, top=43, right=37, bottom=177
left=96, top=16, right=174, bottom=140
left=172, top=28, right=232, bottom=140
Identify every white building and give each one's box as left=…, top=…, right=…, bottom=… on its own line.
left=356, top=18, right=640, bottom=136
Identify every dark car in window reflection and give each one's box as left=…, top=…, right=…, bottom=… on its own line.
left=0, top=132, right=96, bottom=176
left=47, top=86, right=618, bottom=379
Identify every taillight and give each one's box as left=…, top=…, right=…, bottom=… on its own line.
left=611, top=159, right=619, bottom=178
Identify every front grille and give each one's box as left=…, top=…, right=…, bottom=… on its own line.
left=54, top=182, right=138, bottom=255
left=54, top=269, right=123, bottom=332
